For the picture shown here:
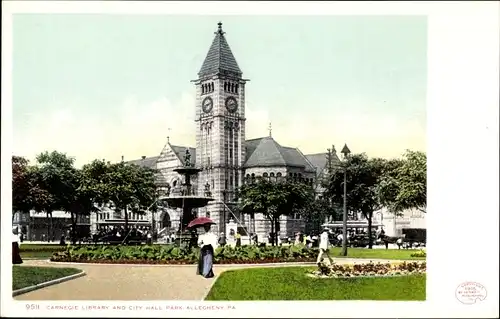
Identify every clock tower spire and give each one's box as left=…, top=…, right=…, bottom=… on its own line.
left=194, top=22, right=248, bottom=232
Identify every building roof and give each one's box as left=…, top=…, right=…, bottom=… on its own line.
left=170, top=145, right=196, bottom=166
left=127, top=140, right=326, bottom=174
left=198, top=22, right=242, bottom=78
left=127, top=156, right=159, bottom=169
left=305, top=152, right=341, bottom=176
left=243, top=136, right=315, bottom=172
left=305, top=153, right=327, bottom=176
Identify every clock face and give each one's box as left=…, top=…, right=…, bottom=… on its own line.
left=225, top=97, right=238, bottom=113
left=202, top=97, right=213, bottom=113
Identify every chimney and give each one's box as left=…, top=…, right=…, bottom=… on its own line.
left=142, top=156, right=146, bottom=160
left=121, top=155, right=124, bottom=162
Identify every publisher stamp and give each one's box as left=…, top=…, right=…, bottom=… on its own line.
left=455, top=282, right=487, bottom=304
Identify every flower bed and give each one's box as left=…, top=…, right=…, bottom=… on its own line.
left=50, top=244, right=319, bottom=264
left=310, top=261, right=426, bottom=278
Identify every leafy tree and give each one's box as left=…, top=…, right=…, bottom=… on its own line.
left=378, top=150, right=427, bottom=214
left=304, top=195, right=341, bottom=233
left=325, top=153, right=386, bottom=249
left=12, top=156, right=33, bottom=220
left=237, top=178, right=314, bottom=246
left=103, top=162, right=158, bottom=231
left=34, top=151, right=77, bottom=241
left=67, top=160, right=110, bottom=243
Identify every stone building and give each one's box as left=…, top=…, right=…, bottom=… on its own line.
left=91, top=22, right=340, bottom=240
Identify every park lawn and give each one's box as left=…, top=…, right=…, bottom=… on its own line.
left=205, top=267, right=426, bottom=301
left=12, top=266, right=81, bottom=290
left=20, top=251, right=58, bottom=258
left=329, top=247, right=425, bottom=260
left=19, top=244, right=67, bottom=259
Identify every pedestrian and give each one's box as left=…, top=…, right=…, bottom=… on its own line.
left=235, top=232, right=241, bottom=247
left=305, top=234, right=312, bottom=248
left=317, top=228, right=334, bottom=266
left=252, top=233, right=258, bottom=245
left=218, top=232, right=227, bottom=247
left=295, top=232, right=301, bottom=245
left=337, top=232, right=343, bottom=246
left=60, top=234, right=66, bottom=246
left=12, top=227, right=23, bottom=265
left=396, top=237, right=403, bottom=249
left=197, top=224, right=217, bottom=278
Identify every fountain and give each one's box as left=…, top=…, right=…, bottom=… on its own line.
left=162, top=149, right=214, bottom=246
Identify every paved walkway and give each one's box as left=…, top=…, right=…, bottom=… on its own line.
left=14, top=258, right=406, bottom=301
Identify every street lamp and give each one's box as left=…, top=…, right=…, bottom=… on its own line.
left=340, top=143, right=351, bottom=256
left=222, top=189, right=227, bottom=235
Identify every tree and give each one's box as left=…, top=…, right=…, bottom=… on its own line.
left=378, top=150, right=427, bottom=214
left=237, top=178, right=314, bottom=246
left=67, top=160, right=109, bottom=243
left=12, top=156, right=33, bottom=220
left=103, top=162, right=158, bottom=232
left=34, top=151, right=77, bottom=241
left=304, top=195, right=341, bottom=233
left=325, top=154, right=386, bottom=249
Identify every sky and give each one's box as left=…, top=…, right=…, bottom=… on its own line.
left=12, top=14, right=427, bottom=167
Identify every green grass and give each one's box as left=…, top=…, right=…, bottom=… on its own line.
left=328, top=247, right=425, bottom=260
left=205, top=267, right=426, bottom=301
left=12, top=266, right=81, bottom=290
left=19, top=244, right=67, bottom=259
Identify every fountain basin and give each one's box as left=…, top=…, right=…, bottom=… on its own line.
left=163, top=195, right=215, bottom=209
left=173, top=167, right=201, bottom=175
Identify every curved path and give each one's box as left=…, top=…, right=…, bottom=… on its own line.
left=14, top=258, right=407, bottom=301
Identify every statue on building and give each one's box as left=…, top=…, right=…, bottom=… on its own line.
left=204, top=182, right=212, bottom=197
left=184, top=149, right=191, bottom=167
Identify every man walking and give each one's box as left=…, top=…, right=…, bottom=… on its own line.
left=317, top=227, right=334, bottom=266
left=218, top=232, right=227, bottom=247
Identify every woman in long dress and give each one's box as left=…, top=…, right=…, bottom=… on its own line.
left=12, top=227, right=23, bottom=265
left=197, top=224, right=218, bottom=278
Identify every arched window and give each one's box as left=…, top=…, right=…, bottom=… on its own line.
left=276, top=172, right=282, bottom=182
left=270, top=172, right=275, bottom=182
left=224, top=82, right=227, bottom=91
left=263, top=172, right=268, bottom=181
left=202, top=84, right=205, bottom=94
left=235, top=84, right=239, bottom=93
left=211, top=82, right=214, bottom=92
left=251, top=173, right=256, bottom=183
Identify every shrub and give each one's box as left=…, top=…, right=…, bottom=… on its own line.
left=410, top=250, right=426, bottom=258
left=50, top=244, right=320, bottom=264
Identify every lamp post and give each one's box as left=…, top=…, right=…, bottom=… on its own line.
left=340, top=143, right=351, bottom=256
left=222, top=189, right=227, bottom=235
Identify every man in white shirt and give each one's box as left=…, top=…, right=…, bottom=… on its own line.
left=317, top=228, right=334, bottom=265
left=336, top=232, right=343, bottom=246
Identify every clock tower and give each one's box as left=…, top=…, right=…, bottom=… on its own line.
left=194, top=22, right=248, bottom=231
